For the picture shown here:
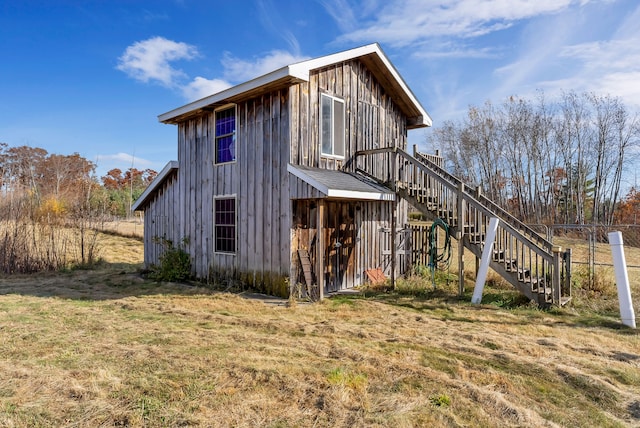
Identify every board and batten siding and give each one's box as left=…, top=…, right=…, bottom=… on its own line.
left=289, top=58, right=408, bottom=175
left=175, top=89, right=291, bottom=296
left=288, top=58, right=410, bottom=289
left=146, top=56, right=413, bottom=295
left=141, top=170, right=180, bottom=267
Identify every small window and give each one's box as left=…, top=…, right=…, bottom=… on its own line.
left=320, top=93, right=345, bottom=157
left=214, top=198, right=236, bottom=253
left=215, top=106, right=236, bottom=164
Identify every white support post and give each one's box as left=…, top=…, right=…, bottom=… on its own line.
left=471, top=217, right=500, bottom=304
left=608, top=231, right=636, bottom=328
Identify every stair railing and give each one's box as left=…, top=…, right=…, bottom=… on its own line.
left=354, top=146, right=570, bottom=305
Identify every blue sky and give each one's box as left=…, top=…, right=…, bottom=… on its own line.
left=1, top=0, right=639, bottom=179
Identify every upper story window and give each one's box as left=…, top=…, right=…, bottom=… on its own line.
left=215, top=105, right=236, bottom=164
left=320, top=93, right=345, bottom=158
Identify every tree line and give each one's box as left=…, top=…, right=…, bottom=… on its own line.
left=0, top=143, right=157, bottom=220
left=427, top=91, right=640, bottom=225
left=0, top=142, right=157, bottom=273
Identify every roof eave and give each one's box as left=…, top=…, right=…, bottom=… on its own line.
left=131, top=160, right=179, bottom=211
left=158, top=66, right=307, bottom=124
left=158, top=43, right=432, bottom=127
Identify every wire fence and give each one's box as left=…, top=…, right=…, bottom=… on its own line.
left=543, top=224, right=640, bottom=301
left=408, top=222, right=640, bottom=309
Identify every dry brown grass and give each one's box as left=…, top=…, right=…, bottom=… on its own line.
left=99, top=219, right=145, bottom=239
left=0, top=235, right=639, bottom=427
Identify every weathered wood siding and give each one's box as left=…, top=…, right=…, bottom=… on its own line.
left=291, top=198, right=405, bottom=291
left=142, top=170, right=180, bottom=267
left=288, top=58, right=410, bottom=290
left=174, top=90, right=291, bottom=296
left=145, top=56, right=412, bottom=296
left=289, top=58, right=408, bottom=175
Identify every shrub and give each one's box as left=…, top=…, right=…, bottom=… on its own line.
left=149, top=237, right=191, bottom=282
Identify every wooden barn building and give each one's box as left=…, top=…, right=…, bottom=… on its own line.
left=133, top=43, right=432, bottom=298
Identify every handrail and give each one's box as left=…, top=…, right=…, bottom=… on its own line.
left=414, top=150, right=551, bottom=251
left=354, top=146, right=554, bottom=259
left=353, top=146, right=569, bottom=305
left=397, top=149, right=553, bottom=260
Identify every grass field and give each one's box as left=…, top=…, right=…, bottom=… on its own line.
left=0, top=233, right=639, bottom=427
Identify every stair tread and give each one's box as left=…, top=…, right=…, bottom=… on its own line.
left=393, top=158, right=570, bottom=307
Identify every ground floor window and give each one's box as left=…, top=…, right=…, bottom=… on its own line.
left=215, top=197, right=236, bottom=253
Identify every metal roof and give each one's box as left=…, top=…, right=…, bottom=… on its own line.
left=288, top=164, right=395, bottom=201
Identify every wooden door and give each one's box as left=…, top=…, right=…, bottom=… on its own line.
left=325, top=201, right=356, bottom=292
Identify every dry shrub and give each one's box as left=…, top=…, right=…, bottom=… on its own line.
left=0, top=195, right=104, bottom=273
left=572, top=265, right=616, bottom=297
left=570, top=265, right=621, bottom=312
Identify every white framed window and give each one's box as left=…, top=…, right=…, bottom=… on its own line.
left=215, top=105, right=236, bottom=164
left=214, top=196, right=236, bottom=254
left=320, top=93, right=345, bottom=158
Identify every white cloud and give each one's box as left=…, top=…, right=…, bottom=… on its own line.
left=539, top=37, right=640, bottom=108
left=182, top=77, right=232, bottom=101
left=117, top=36, right=199, bottom=87
left=97, top=152, right=153, bottom=168
left=118, top=37, right=308, bottom=101
left=560, top=38, right=640, bottom=71
left=256, top=0, right=303, bottom=54
left=221, top=50, right=309, bottom=82
left=334, top=0, right=592, bottom=46
left=182, top=49, right=309, bottom=100
left=414, top=45, right=499, bottom=59
left=318, top=0, right=359, bottom=33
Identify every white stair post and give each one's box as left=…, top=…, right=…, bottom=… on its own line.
left=608, top=231, right=636, bottom=328
left=471, top=217, right=500, bottom=304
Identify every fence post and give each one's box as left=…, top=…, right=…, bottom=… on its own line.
left=552, top=245, right=562, bottom=305
left=564, top=248, right=572, bottom=300
left=608, top=231, right=636, bottom=328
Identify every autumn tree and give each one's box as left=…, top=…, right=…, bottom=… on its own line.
left=615, top=187, right=640, bottom=224
left=0, top=143, right=103, bottom=271
left=100, top=167, right=157, bottom=217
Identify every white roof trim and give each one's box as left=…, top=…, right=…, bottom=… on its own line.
left=288, top=164, right=395, bottom=201
left=159, top=43, right=431, bottom=126
left=131, top=160, right=178, bottom=211
left=158, top=66, right=296, bottom=123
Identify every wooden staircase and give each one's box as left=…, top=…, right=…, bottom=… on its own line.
left=354, top=147, right=571, bottom=307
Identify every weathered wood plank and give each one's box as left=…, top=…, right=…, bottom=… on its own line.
left=309, top=73, right=318, bottom=167
left=239, top=103, right=249, bottom=274
left=289, top=85, right=299, bottom=164
left=279, top=90, right=291, bottom=277
left=263, top=94, right=273, bottom=281
left=195, top=116, right=203, bottom=274
left=246, top=99, right=257, bottom=279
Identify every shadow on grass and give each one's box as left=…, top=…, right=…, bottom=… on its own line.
left=0, top=261, right=219, bottom=301
left=329, top=280, right=639, bottom=332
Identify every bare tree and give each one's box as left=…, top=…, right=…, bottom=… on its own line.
left=428, top=90, right=639, bottom=226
